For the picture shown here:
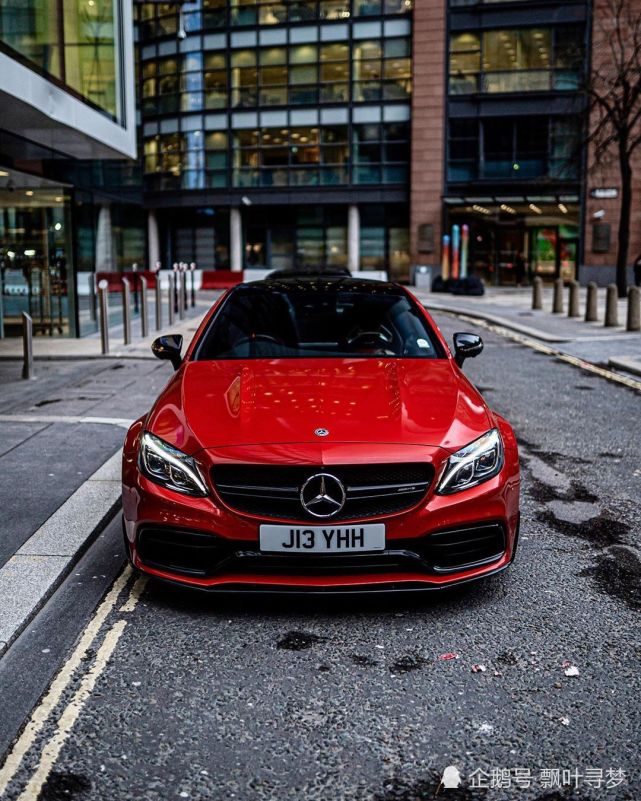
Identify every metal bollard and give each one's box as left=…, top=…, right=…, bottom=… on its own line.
left=552, top=277, right=564, bottom=313
left=21, top=312, right=34, bottom=380
left=122, top=276, right=132, bottom=345
left=140, top=275, right=149, bottom=338
left=173, top=267, right=179, bottom=314
left=532, top=276, right=543, bottom=310
left=604, top=283, right=618, bottom=327
left=178, top=272, right=185, bottom=320
left=585, top=281, right=598, bottom=322
left=98, top=279, right=110, bottom=355
left=568, top=280, right=580, bottom=318
left=627, top=285, right=640, bottom=331
left=155, top=275, right=162, bottom=331
left=168, top=273, right=175, bottom=325
left=89, top=274, right=97, bottom=322
left=190, top=269, right=196, bottom=308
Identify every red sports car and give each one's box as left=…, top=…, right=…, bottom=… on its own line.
left=122, top=277, right=520, bottom=593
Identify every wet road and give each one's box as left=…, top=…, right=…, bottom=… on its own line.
left=0, top=313, right=639, bottom=801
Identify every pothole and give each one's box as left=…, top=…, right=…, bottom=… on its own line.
left=352, top=654, right=378, bottom=667
left=579, top=546, right=641, bottom=611
left=276, top=631, right=326, bottom=651
left=38, top=771, right=91, bottom=800
left=390, top=653, right=428, bottom=674
left=537, top=510, right=630, bottom=549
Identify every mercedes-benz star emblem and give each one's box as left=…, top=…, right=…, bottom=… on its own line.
left=314, top=428, right=329, bottom=437
left=300, top=473, right=346, bottom=518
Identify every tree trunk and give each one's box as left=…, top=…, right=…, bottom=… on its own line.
left=616, top=145, right=632, bottom=298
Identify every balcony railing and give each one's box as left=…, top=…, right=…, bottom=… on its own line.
left=449, top=68, right=580, bottom=96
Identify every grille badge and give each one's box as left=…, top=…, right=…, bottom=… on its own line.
left=314, top=428, right=329, bottom=437
left=300, top=473, right=346, bottom=518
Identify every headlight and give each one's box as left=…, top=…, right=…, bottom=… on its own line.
left=436, top=429, right=503, bottom=495
left=139, top=432, right=208, bottom=497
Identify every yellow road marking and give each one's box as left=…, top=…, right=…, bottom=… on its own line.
left=0, top=566, right=133, bottom=796
left=16, top=620, right=128, bottom=801
left=119, top=575, right=148, bottom=613
left=448, top=312, right=641, bottom=393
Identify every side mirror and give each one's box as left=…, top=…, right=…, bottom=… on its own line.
left=151, top=334, right=183, bottom=370
left=453, top=332, right=483, bottom=368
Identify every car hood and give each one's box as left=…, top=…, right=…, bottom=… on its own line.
left=146, top=358, right=492, bottom=454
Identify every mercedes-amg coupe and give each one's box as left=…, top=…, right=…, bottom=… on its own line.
left=122, top=276, right=520, bottom=592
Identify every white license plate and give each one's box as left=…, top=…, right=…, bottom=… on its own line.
left=259, top=524, right=385, bottom=553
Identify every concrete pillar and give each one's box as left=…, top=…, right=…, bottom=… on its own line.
left=95, top=204, right=113, bottom=272
left=347, top=204, right=360, bottom=273
left=147, top=209, right=160, bottom=271
left=230, top=208, right=242, bottom=272
left=532, top=276, right=543, bottom=310
left=568, top=280, right=580, bottom=317
left=604, top=284, right=618, bottom=327
left=627, top=286, right=641, bottom=331
left=585, top=282, right=598, bottom=322
left=552, top=278, right=564, bottom=314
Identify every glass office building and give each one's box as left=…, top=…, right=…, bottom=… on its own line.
left=137, top=0, right=413, bottom=278
left=438, top=0, right=588, bottom=284
left=0, top=1, right=137, bottom=337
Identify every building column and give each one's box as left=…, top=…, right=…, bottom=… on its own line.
left=347, top=204, right=360, bottom=273
left=230, top=207, right=242, bottom=272
left=147, top=209, right=160, bottom=270
left=95, top=204, right=113, bottom=272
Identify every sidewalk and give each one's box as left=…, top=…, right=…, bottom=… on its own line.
left=0, top=295, right=215, bottom=654
left=0, top=291, right=220, bottom=360
left=412, top=286, right=641, bottom=378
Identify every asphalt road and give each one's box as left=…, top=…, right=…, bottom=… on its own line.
left=0, top=313, right=639, bottom=801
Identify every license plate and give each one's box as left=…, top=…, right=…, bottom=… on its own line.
left=259, top=524, right=385, bottom=553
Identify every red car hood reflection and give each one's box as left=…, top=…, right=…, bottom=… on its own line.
left=147, top=358, right=492, bottom=454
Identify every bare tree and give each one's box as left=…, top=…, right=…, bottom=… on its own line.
left=587, top=0, right=641, bottom=296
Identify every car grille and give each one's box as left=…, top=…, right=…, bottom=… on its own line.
left=211, top=463, right=434, bottom=521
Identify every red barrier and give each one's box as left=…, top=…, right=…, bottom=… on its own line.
left=95, top=271, right=158, bottom=291
left=200, top=270, right=243, bottom=289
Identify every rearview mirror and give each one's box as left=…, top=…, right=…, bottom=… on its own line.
left=151, top=334, right=183, bottom=370
left=453, top=332, right=483, bottom=368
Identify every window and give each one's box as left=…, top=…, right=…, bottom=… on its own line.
left=144, top=38, right=411, bottom=114
left=446, top=117, right=581, bottom=181
left=449, top=26, right=584, bottom=95
left=449, top=33, right=480, bottom=95
left=353, top=122, right=409, bottom=184
left=0, top=0, right=123, bottom=120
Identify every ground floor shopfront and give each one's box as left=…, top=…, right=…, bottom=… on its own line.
left=443, top=194, right=580, bottom=286
left=150, top=202, right=410, bottom=281
left=0, top=166, right=146, bottom=339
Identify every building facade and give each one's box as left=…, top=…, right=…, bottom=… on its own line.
left=0, top=0, right=138, bottom=337
left=138, top=0, right=641, bottom=288
left=138, top=0, right=413, bottom=279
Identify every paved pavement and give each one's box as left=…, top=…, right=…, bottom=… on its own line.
left=0, top=310, right=638, bottom=800
left=412, top=286, right=641, bottom=377
left=0, top=293, right=216, bottom=360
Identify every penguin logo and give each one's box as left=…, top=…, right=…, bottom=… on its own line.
left=436, top=766, right=461, bottom=794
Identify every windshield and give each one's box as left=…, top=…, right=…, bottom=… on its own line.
left=194, top=282, right=445, bottom=360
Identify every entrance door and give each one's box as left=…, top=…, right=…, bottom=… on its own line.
left=496, top=227, right=525, bottom=285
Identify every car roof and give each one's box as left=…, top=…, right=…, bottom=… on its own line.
left=244, top=275, right=405, bottom=294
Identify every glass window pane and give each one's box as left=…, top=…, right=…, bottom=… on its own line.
left=259, top=46, right=287, bottom=65
left=0, top=0, right=63, bottom=77
left=290, top=44, right=318, bottom=64
left=231, top=49, right=256, bottom=67
left=63, top=0, right=120, bottom=119
left=321, top=43, right=349, bottom=61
